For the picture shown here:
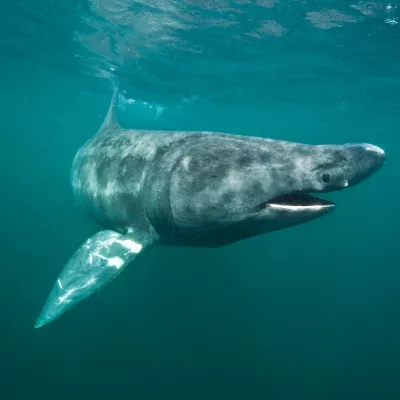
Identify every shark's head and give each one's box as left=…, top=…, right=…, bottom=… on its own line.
left=157, top=136, right=385, bottom=247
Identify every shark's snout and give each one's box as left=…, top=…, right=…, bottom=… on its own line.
left=344, top=143, right=386, bottom=186
left=345, top=143, right=386, bottom=161
left=362, top=143, right=386, bottom=165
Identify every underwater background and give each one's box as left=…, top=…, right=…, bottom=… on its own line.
left=1, top=1, right=399, bottom=399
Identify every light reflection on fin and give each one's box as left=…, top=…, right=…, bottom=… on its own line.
left=34, top=230, right=151, bottom=329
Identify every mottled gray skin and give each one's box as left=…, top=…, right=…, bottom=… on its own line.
left=34, top=91, right=386, bottom=330
left=71, top=102, right=385, bottom=248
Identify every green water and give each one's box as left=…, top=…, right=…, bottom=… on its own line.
left=1, top=1, right=399, bottom=399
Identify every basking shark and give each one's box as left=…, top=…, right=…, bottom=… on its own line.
left=34, top=90, right=386, bottom=328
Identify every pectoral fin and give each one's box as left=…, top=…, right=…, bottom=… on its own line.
left=35, top=230, right=151, bottom=329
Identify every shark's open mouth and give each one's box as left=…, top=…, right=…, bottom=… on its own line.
left=265, top=193, right=335, bottom=211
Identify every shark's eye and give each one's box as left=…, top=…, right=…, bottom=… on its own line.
left=322, top=173, right=331, bottom=183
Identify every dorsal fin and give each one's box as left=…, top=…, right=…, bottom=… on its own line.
left=97, top=87, right=121, bottom=135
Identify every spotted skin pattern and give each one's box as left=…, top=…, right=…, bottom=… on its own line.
left=72, top=120, right=385, bottom=247
left=34, top=90, right=385, bottom=329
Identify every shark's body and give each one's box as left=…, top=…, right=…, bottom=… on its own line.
left=35, top=90, right=386, bottom=329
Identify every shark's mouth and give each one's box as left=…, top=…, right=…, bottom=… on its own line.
left=265, top=193, right=335, bottom=211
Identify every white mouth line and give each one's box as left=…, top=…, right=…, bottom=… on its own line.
left=268, top=203, right=334, bottom=211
